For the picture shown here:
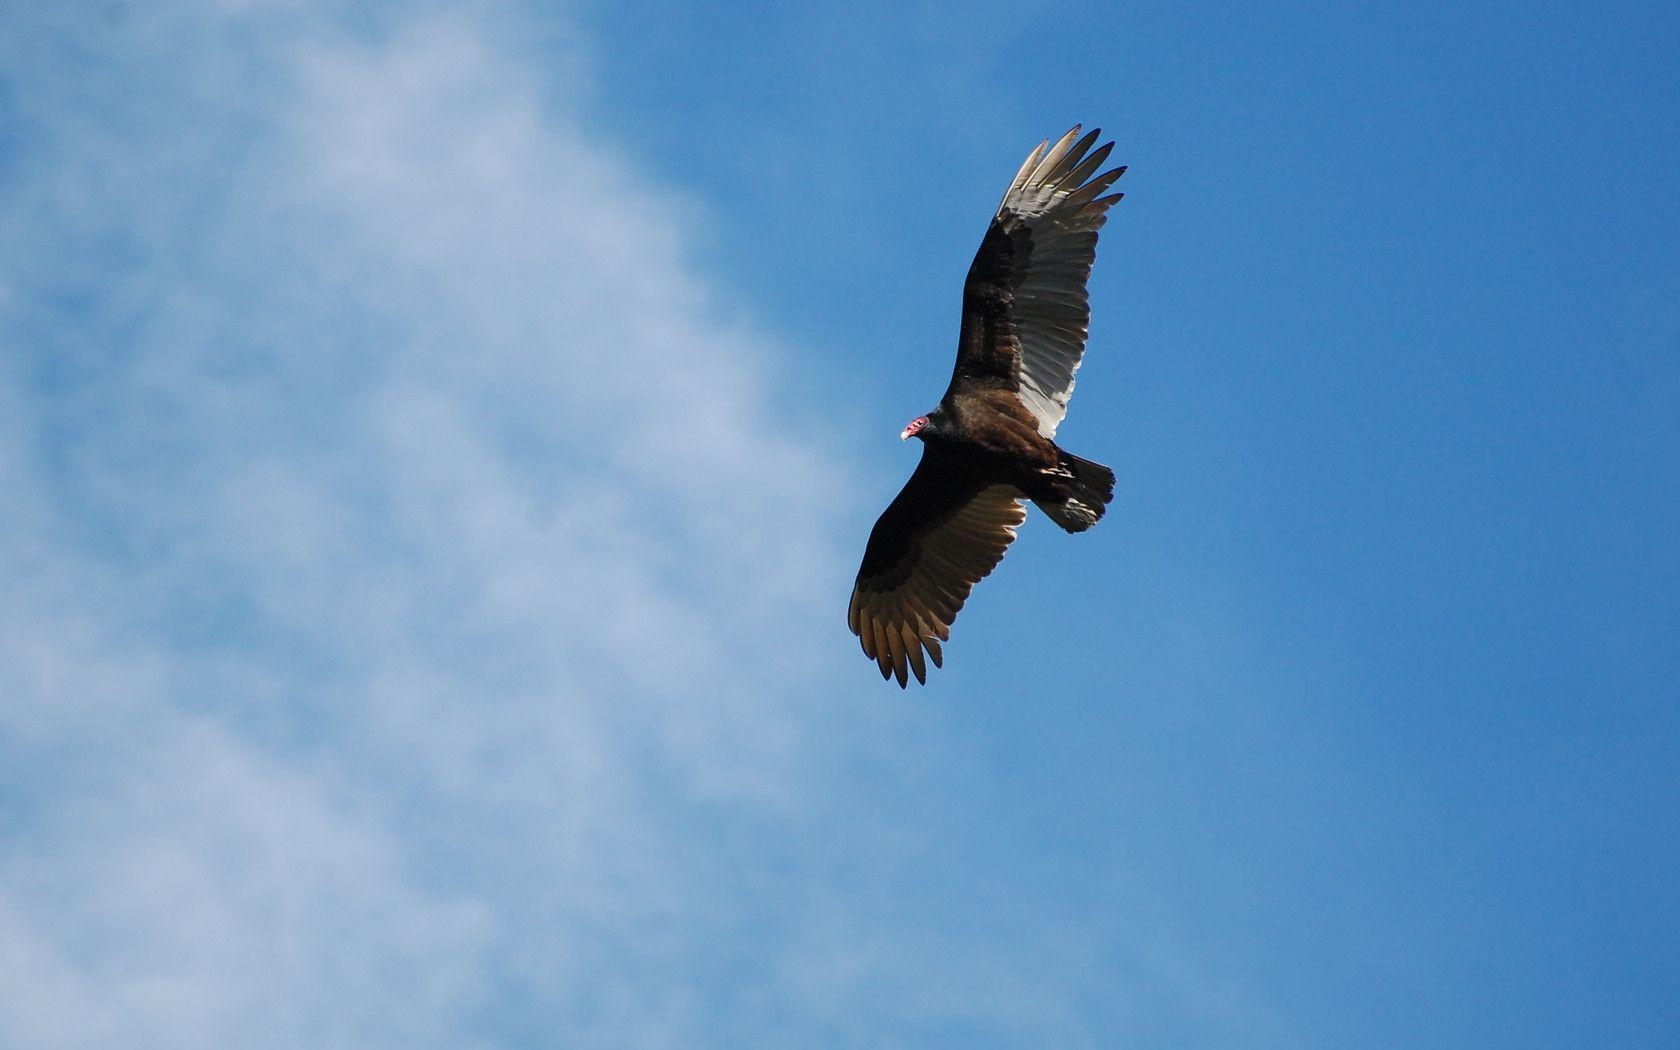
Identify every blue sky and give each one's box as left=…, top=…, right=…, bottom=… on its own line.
left=1, top=1, right=1675, bottom=1047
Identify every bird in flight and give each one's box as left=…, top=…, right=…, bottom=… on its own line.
left=849, top=126, right=1125, bottom=687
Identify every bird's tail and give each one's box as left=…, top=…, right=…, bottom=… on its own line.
left=1034, top=449, right=1115, bottom=533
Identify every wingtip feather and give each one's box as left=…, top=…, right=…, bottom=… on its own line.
left=905, top=630, right=928, bottom=685
left=1032, top=126, right=1083, bottom=185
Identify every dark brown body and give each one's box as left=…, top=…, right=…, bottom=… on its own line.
left=931, top=388, right=1072, bottom=504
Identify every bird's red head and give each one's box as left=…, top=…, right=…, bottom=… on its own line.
left=900, top=415, right=929, bottom=441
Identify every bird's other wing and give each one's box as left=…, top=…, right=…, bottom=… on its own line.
left=950, top=126, right=1125, bottom=437
left=849, top=447, right=1026, bottom=687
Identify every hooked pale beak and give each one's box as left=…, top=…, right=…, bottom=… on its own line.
left=900, top=416, right=928, bottom=441
left=899, top=425, right=915, bottom=441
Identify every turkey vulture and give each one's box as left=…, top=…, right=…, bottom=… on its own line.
left=849, top=126, right=1125, bottom=687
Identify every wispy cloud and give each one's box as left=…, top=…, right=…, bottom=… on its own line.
left=0, top=4, right=856, bottom=1045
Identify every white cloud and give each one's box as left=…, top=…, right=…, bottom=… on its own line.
left=0, top=714, right=493, bottom=1050
left=0, top=4, right=855, bottom=1046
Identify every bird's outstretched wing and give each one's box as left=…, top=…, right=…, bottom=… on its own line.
left=950, top=126, right=1125, bottom=437
left=849, top=446, right=1026, bottom=687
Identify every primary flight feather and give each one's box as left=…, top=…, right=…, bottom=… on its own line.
left=849, top=125, right=1125, bottom=687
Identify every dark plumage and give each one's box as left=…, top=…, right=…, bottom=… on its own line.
left=849, top=126, right=1125, bottom=686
